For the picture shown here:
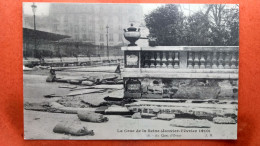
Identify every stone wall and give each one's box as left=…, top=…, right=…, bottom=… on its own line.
left=125, top=78, right=238, bottom=100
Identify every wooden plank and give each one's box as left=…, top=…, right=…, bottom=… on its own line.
left=67, top=89, right=105, bottom=96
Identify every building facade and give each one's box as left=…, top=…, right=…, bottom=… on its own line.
left=48, top=3, right=144, bottom=47
left=23, top=3, right=146, bottom=58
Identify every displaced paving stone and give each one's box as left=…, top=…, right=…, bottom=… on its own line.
left=92, top=84, right=123, bottom=90
left=106, top=90, right=124, bottom=98
left=82, top=81, right=95, bottom=86
left=157, top=114, right=175, bottom=120
left=105, top=105, right=131, bottom=115
left=68, top=79, right=82, bottom=85
left=59, top=85, right=77, bottom=89
left=67, top=89, right=105, bottom=96
left=46, top=74, right=56, bottom=82
left=80, top=93, right=107, bottom=107
left=132, top=112, right=142, bottom=119
left=24, top=102, right=51, bottom=112
left=170, top=119, right=211, bottom=128
left=213, top=117, right=236, bottom=124
left=77, top=110, right=108, bottom=123
left=53, top=121, right=94, bottom=136
left=23, top=65, right=34, bottom=71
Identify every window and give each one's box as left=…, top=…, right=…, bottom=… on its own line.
left=74, top=25, right=79, bottom=33
left=53, top=24, right=58, bottom=32
left=64, top=15, right=68, bottom=23
left=82, top=34, right=87, bottom=40
left=118, top=33, right=123, bottom=42
left=100, top=43, right=104, bottom=49
left=109, top=33, right=113, bottom=42
left=81, top=15, right=86, bottom=24
left=82, top=26, right=86, bottom=31
left=75, top=34, right=79, bottom=40
left=64, top=29, right=69, bottom=34
left=100, top=25, right=104, bottom=31
left=99, top=33, right=104, bottom=41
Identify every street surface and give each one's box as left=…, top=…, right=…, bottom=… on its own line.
left=23, top=67, right=237, bottom=140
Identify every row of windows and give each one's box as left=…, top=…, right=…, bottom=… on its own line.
left=72, top=33, right=124, bottom=42
left=60, top=24, right=122, bottom=33
left=99, top=33, right=123, bottom=42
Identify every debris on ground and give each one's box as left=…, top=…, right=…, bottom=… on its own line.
left=80, top=93, right=108, bottom=107
left=53, top=121, right=94, bottom=136
left=67, top=89, right=105, bottom=96
left=156, top=114, right=175, bottom=120
left=77, top=110, right=108, bottom=123
left=30, top=101, right=93, bottom=114
left=49, top=101, right=96, bottom=114
left=213, top=117, right=236, bottom=124
left=105, top=105, right=131, bottom=115
left=92, top=84, right=123, bottom=90
left=23, top=65, right=34, bottom=71
left=106, top=89, right=124, bottom=98
left=46, top=69, right=56, bottom=82
left=24, top=102, right=60, bottom=113
left=68, top=79, right=82, bottom=85
left=56, top=97, right=89, bottom=108
left=132, top=112, right=142, bottom=119
left=59, top=85, right=77, bottom=89
left=170, top=119, right=211, bottom=128
left=95, top=106, right=109, bottom=114
left=44, top=94, right=62, bottom=98
left=55, top=78, right=69, bottom=83
left=81, top=80, right=95, bottom=86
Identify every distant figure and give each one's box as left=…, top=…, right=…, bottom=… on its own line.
left=46, top=68, right=56, bottom=82
left=115, top=63, right=121, bottom=73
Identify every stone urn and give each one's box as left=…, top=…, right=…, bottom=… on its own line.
left=124, top=24, right=141, bottom=46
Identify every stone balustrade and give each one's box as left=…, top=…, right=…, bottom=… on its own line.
left=121, top=46, right=239, bottom=79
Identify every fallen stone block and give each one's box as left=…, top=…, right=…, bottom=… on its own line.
left=53, top=121, right=94, bottom=136
left=24, top=102, right=51, bottom=112
left=157, top=114, right=175, bottom=120
left=59, top=85, right=77, bottom=89
left=46, top=75, right=56, bottom=82
left=77, top=110, right=108, bottom=123
left=81, top=94, right=107, bottom=107
left=132, top=112, right=142, bottom=119
left=67, top=89, right=104, bottom=96
left=82, top=81, right=95, bottom=86
left=105, top=105, right=131, bottom=115
left=55, top=78, right=68, bottom=83
left=68, top=79, right=82, bottom=85
left=44, top=94, right=62, bottom=98
left=170, top=119, right=211, bottom=128
left=213, top=117, right=236, bottom=124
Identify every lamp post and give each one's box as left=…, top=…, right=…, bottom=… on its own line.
left=31, top=3, right=37, bottom=58
left=106, top=25, right=109, bottom=61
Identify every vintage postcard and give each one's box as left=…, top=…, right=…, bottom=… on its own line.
left=23, top=3, right=239, bottom=139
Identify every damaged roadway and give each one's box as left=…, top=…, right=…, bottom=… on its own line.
left=23, top=66, right=238, bottom=139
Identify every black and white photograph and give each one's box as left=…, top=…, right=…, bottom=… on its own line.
left=23, top=3, right=239, bottom=140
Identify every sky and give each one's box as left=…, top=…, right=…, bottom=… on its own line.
left=23, top=3, right=205, bottom=16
